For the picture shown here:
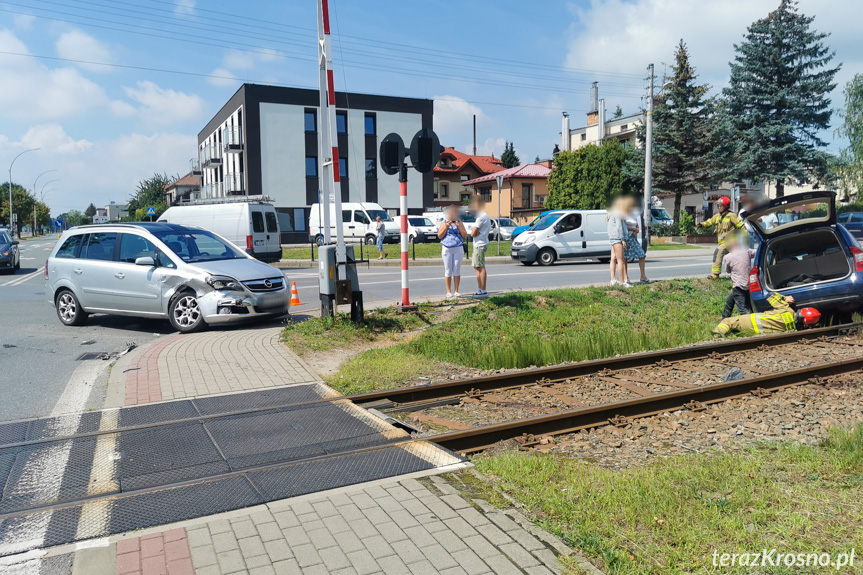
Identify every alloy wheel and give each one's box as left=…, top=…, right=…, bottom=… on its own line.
left=173, top=295, right=201, bottom=327
left=58, top=293, right=76, bottom=323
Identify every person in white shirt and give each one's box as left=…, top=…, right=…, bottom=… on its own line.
left=469, top=195, right=491, bottom=296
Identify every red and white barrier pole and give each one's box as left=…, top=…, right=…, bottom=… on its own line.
left=398, top=164, right=415, bottom=311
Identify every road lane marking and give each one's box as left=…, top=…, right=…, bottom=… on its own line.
left=0, top=268, right=44, bottom=287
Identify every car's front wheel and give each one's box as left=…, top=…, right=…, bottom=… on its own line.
left=169, top=290, right=205, bottom=333
left=537, top=248, right=557, bottom=266
left=55, top=289, right=88, bottom=326
left=365, top=235, right=376, bottom=246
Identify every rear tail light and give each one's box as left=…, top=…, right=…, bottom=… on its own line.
left=850, top=246, right=863, bottom=273
left=246, top=235, right=254, bottom=250
left=749, top=266, right=762, bottom=293
left=44, top=260, right=48, bottom=279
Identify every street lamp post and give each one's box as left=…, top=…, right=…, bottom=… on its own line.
left=31, top=170, right=57, bottom=237
left=34, top=180, right=59, bottom=236
left=7, top=148, right=40, bottom=237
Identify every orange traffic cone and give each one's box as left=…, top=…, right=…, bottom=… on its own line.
left=289, top=281, right=305, bottom=306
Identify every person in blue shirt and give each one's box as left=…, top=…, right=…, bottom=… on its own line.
left=437, top=205, right=468, bottom=298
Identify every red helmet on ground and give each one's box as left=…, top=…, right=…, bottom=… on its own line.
left=717, top=196, right=731, bottom=208
left=799, top=308, right=821, bottom=326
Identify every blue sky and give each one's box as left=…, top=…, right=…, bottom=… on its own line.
left=0, top=0, right=859, bottom=214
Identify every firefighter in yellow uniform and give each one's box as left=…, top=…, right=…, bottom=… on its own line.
left=713, top=293, right=821, bottom=336
left=699, top=196, right=745, bottom=278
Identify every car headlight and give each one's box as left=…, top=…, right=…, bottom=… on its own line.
left=207, top=276, right=244, bottom=291
left=0, top=251, right=8, bottom=256
left=522, top=236, right=535, bottom=245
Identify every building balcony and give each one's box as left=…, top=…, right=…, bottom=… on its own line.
left=224, top=173, right=245, bottom=194
left=223, top=127, right=244, bottom=153
left=190, top=158, right=202, bottom=176
left=201, top=143, right=222, bottom=168
left=202, top=182, right=223, bottom=199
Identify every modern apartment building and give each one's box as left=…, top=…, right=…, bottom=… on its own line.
left=197, top=84, right=434, bottom=243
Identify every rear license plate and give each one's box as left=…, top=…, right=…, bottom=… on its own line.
left=254, top=239, right=265, bottom=246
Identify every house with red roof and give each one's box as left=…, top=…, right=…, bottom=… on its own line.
left=433, top=147, right=505, bottom=207
left=164, top=172, right=203, bottom=205
left=462, top=162, right=552, bottom=224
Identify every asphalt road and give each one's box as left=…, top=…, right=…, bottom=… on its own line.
left=0, top=239, right=712, bottom=422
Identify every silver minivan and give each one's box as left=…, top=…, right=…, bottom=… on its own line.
left=45, top=222, right=290, bottom=333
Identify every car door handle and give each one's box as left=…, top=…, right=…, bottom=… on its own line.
left=73, top=268, right=83, bottom=274
left=115, top=272, right=125, bottom=279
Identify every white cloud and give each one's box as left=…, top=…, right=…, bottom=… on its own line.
left=433, top=96, right=487, bottom=141
left=473, top=137, right=506, bottom=158
left=119, top=81, right=205, bottom=126
left=222, top=48, right=280, bottom=71
left=13, top=14, right=35, bottom=29
left=55, top=30, right=113, bottom=71
left=174, top=0, right=195, bottom=15
left=20, top=124, right=93, bottom=155
left=0, top=31, right=108, bottom=121
left=207, top=68, right=239, bottom=87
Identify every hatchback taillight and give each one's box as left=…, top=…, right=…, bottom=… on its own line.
left=749, top=266, right=762, bottom=293
left=246, top=235, right=254, bottom=250
left=850, top=246, right=863, bottom=273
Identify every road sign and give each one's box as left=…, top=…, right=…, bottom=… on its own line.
left=379, top=133, right=406, bottom=176
left=54, top=219, right=63, bottom=227
left=496, top=174, right=504, bottom=189
left=408, top=129, right=441, bottom=173
left=145, top=206, right=157, bottom=216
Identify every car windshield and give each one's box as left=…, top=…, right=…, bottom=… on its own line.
left=498, top=218, right=516, bottom=226
left=651, top=208, right=671, bottom=220
left=153, top=230, right=244, bottom=263
left=460, top=214, right=476, bottom=223
left=0, top=232, right=10, bottom=244
left=531, top=213, right=561, bottom=231
left=366, top=210, right=392, bottom=222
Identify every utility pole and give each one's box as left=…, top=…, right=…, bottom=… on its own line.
left=642, top=64, right=654, bottom=252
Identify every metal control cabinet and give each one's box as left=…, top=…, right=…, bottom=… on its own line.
left=319, top=245, right=364, bottom=321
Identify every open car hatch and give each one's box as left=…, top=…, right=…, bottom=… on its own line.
left=744, top=191, right=836, bottom=240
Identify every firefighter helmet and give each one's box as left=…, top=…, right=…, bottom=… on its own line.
left=717, top=196, right=731, bottom=208
left=799, top=307, right=821, bottom=326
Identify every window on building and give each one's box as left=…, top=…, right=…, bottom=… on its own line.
left=305, top=156, right=317, bottom=178
left=365, top=158, right=377, bottom=180
left=336, top=111, right=347, bottom=134
left=461, top=193, right=470, bottom=203
left=620, top=124, right=628, bottom=130
left=460, top=174, right=470, bottom=181
left=480, top=187, right=492, bottom=202
left=580, top=133, right=587, bottom=141
left=522, top=184, right=533, bottom=208
left=339, top=157, right=348, bottom=178
left=440, top=183, right=449, bottom=198
left=304, top=110, right=316, bottom=132
left=364, top=114, right=376, bottom=136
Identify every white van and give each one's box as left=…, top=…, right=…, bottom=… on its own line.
left=308, top=202, right=399, bottom=245
left=510, top=209, right=611, bottom=266
left=158, top=198, right=281, bottom=263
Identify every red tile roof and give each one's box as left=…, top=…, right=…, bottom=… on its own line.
left=434, top=147, right=505, bottom=175
left=462, top=163, right=551, bottom=185
left=164, top=172, right=202, bottom=190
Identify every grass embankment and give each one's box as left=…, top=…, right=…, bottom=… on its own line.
left=284, top=279, right=729, bottom=394
left=471, top=426, right=863, bottom=575
left=281, top=241, right=513, bottom=260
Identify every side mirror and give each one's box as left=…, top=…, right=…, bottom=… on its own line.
left=553, top=225, right=562, bottom=234
left=11, top=240, right=19, bottom=246
left=135, top=256, right=155, bottom=267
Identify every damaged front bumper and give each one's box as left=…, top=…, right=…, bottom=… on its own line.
left=196, top=288, right=290, bottom=324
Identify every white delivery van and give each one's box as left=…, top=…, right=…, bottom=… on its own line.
left=308, top=202, right=399, bottom=245
left=407, top=216, right=439, bottom=243
left=510, top=209, right=611, bottom=266
left=158, top=198, right=282, bottom=263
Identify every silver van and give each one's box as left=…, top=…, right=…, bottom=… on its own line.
left=510, top=210, right=610, bottom=265
left=45, top=222, right=290, bottom=333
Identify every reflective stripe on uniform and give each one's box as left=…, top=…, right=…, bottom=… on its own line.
left=714, top=322, right=730, bottom=333
left=767, top=293, right=784, bottom=307
left=750, top=313, right=762, bottom=334
left=782, top=311, right=795, bottom=331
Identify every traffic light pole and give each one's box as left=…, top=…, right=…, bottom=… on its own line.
left=398, top=163, right=417, bottom=312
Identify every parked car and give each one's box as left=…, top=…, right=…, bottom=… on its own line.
left=511, top=210, right=610, bottom=266
left=650, top=207, right=673, bottom=227
left=0, top=230, right=20, bottom=273
left=491, top=218, right=518, bottom=241
left=747, top=191, right=863, bottom=316
left=408, top=217, right=438, bottom=243
left=158, top=199, right=281, bottom=263
left=45, top=222, right=290, bottom=333
left=837, top=212, right=863, bottom=240
left=309, top=202, right=399, bottom=245
left=512, top=211, right=559, bottom=239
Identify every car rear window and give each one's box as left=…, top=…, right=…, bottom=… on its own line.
left=252, top=211, right=265, bottom=233
left=265, top=211, right=278, bottom=233
left=56, top=235, right=84, bottom=258
left=83, top=233, right=117, bottom=261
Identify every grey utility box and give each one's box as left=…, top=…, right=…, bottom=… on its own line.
left=318, top=245, right=363, bottom=321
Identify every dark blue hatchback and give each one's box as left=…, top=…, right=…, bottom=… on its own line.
left=746, top=191, right=863, bottom=315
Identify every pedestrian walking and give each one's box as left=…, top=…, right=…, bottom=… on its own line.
left=437, top=205, right=467, bottom=298
left=721, top=237, right=755, bottom=318
left=374, top=216, right=388, bottom=259
left=607, top=196, right=631, bottom=287
left=622, top=196, right=649, bottom=284
left=699, top=196, right=745, bottom=279
left=713, top=293, right=820, bottom=336
left=470, top=195, right=491, bottom=296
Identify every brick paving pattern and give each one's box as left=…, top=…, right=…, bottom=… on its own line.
left=185, top=476, right=564, bottom=575
left=123, top=327, right=320, bottom=406
left=116, top=527, right=194, bottom=575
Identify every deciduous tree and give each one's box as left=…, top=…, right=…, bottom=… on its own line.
left=835, top=74, right=863, bottom=200
left=546, top=140, right=638, bottom=210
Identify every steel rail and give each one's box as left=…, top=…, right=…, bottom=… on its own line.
left=0, top=355, right=857, bottom=522
left=431, top=355, right=863, bottom=453
left=0, top=322, right=859, bottom=451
